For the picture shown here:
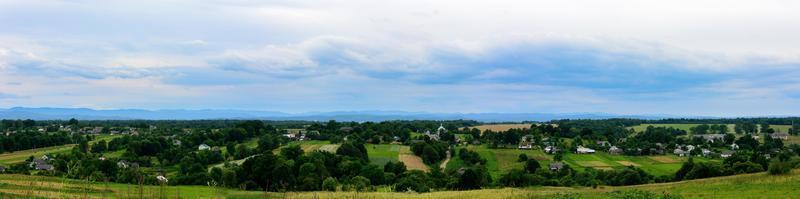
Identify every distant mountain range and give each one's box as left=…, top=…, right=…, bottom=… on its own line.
left=0, top=107, right=699, bottom=122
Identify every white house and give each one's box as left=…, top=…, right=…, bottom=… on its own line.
left=721, top=151, right=735, bottom=158
left=576, top=146, right=596, bottom=154
left=198, top=144, right=211, bottom=151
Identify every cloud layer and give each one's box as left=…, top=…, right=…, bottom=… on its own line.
left=1, top=0, right=799, bottom=116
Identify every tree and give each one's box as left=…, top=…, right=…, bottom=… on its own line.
left=280, top=145, right=303, bottom=160
left=421, top=145, right=441, bottom=164
left=525, top=159, right=540, bottom=173
left=322, top=177, right=338, bottom=191
left=760, top=123, right=771, bottom=133
left=91, top=140, right=107, bottom=153
left=768, top=161, right=791, bottom=175
left=723, top=133, right=736, bottom=145
left=518, top=154, right=528, bottom=162
left=67, top=118, right=79, bottom=126
left=349, top=176, right=372, bottom=192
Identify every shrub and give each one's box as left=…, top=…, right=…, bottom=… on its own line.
left=518, top=154, right=528, bottom=162
left=322, top=177, right=338, bottom=191
left=768, top=161, right=791, bottom=175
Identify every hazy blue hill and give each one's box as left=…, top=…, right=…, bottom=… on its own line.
left=0, top=107, right=686, bottom=122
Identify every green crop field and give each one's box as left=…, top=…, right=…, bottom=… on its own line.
left=562, top=152, right=704, bottom=177
left=446, top=145, right=714, bottom=178
left=366, top=144, right=401, bottom=166
left=1, top=169, right=798, bottom=198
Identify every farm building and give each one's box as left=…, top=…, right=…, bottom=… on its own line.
left=608, top=146, right=624, bottom=155
left=544, top=146, right=561, bottom=154
left=770, top=133, right=789, bottom=140
left=549, top=162, right=564, bottom=171
left=518, top=141, right=533, bottom=150
left=694, top=134, right=725, bottom=143
left=576, top=146, right=596, bottom=154
left=721, top=151, right=735, bottom=158
left=674, top=148, right=690, bottom=157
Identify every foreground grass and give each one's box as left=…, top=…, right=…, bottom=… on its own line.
left=0, top=169, right=798, bottom=198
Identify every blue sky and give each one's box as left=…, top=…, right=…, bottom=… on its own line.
left=1, top=0, right=799, bottom=116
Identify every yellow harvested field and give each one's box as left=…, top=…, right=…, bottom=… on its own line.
left=649, top=156, right=680, bottom=163
left=617, top=161, right=640, bottom=167
left=399, top=155, right=429, bottom=172
left=576, top=161, right=610, bottom=167
left=467, top=124, right=534, bottom=132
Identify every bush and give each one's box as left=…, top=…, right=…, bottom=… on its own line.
left=768, top=161, right=792, bottom=175
left=525, top=159, right=540, bottom=173
left=322, top=177, right=338, bottom=191
left=518, top=154, right=528, bottom=162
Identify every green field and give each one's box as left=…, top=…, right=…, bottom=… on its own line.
left=446, top=145, right=707, bottom=178
left=561, top=152, right=703, bottom=177
left=0, top=134, right=122, bottom=165
left=366, top=144, right=401, bottom=166
left=1, top=169, right=798, bottom=198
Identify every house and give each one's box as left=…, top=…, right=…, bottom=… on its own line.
left=30, top=158, right=53, bottom=171
left=770, top=133, right=789, bottom=140
left=518, top=141, right=533, bottom=150
left=35, top=164, right=53, bottom=171
left=549, top=162, right=564, bottom=171
left=721, top=151, right=735, bottom=158
left=544, top=146, right=561, bottom=154
left=283, top=133, right=296, bottom=139
left=608, top=146, right=624, bottom=155
left=730, top=143, right=740, bottom=150
left=674, top=148, right=690, bottom=157
left=693, top=134, right=725, bottom=143
left=198, top=144, right=211, bottom=151
left=576, top=146, right=596, bottom=154
left=117, top=160, right=139, bottom=168
left=701, top=149, right=712, bottom=157
left=91, top=127, right=103, bottom=134
left=596, top=141, right=610, bottom=147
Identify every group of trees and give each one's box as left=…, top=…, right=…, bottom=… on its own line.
left=410, top=141, right=450, bottom=164
left=2, top=118, right=800, bottom=192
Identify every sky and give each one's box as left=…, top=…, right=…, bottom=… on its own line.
left=1, top=0, right=799, bottom=116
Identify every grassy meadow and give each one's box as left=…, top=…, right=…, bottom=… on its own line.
left=1, top=169, right=798, bottom=198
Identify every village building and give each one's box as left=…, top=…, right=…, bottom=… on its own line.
left=720, top=151, right=735, bottom=158
left=673, top=148, right=690, bottom=157
left=770, top=133, right=789, bottom=140
left=693, top=134, right=725, bottom=143
left=608, top=146, right=624, bottom=155
left=549, top=162, right=564, bottom=171
left=701, top=149, right=712, bottom=157
left=576, top=146, right=596, bottom=154
left=198, top=144, right=211, bottom=151
left=544, top=146, right=561, bottom=154
left=596, top=141, right=610, bottom=147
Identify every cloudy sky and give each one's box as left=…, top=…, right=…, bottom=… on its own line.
left=1, top=0, right=799, bottom=116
